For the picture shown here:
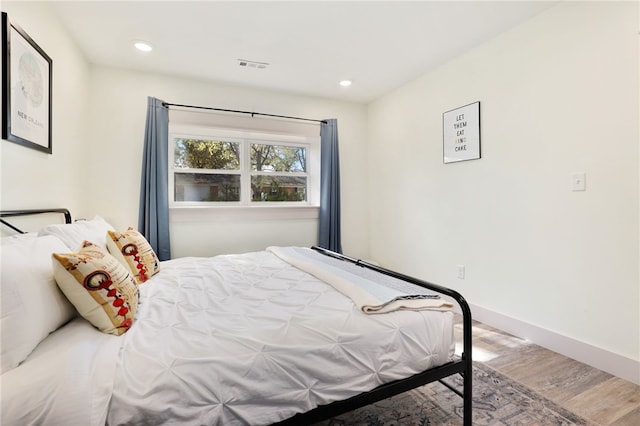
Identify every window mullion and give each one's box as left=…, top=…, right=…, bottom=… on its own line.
left=241, top=139, right=251, bottom=205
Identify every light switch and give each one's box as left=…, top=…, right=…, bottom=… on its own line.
left=571, top=172, right=586, bottom=191
left=457, top=265, right=465, bottom=279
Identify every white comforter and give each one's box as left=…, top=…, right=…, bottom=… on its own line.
left=107, top=250, right=454, bottom=425
left=1, top=249, right=454, bottom=426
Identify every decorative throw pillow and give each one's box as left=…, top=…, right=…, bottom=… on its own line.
left=106, top=228, right=160, bottom=284
left=52, top=241, right=138, bottom=335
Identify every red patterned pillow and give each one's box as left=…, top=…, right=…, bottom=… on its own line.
left=106, top=228, right=160, bottom=284
left=52, top=241, right=138, bottom=335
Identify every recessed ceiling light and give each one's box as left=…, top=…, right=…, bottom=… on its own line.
left=134, top=41, right=153, bottom=52
left=339, top=80, right=352, bottom=87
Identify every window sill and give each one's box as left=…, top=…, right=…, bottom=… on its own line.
left=169, top=205, right=320, bottom=222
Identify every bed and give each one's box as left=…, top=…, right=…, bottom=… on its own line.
left=0, top=208, right=472, bottom=426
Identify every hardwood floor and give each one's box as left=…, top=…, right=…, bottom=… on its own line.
left=453, top=316, right=640, bottom=425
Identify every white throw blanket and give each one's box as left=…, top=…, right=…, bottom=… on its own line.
left=267, top=246, right=453, bottom=313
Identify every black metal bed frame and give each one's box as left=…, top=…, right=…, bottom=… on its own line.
left=272, top=246, right=473, bottom=426
left=0, top=209, right=473, bottom=426
left=0, top=208, right=72, bottom=233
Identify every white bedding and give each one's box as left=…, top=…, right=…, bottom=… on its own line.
left=267, top=246, right=454, bottom=313
left=1, top=248, right=454, bottom=426
left=107, top=250, right=454, bottom=425
left=0, top=318, right=120, bottom=426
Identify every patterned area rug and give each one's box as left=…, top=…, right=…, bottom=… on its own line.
left=318, top=362, right=593, bottom=425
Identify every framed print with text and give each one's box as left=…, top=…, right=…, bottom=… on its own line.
left=2, top=12, right=52, bottom=154
left=443, top=101, right=480, bottom=164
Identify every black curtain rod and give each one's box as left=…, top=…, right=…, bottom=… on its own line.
left=163, top=102, right=327, bottom=124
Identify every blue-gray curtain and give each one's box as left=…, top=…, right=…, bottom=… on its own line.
left=319, top=118, right=342, bottom=253
left=138, top=97, right=171, bottom=260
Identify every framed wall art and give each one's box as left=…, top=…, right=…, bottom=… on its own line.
left=2, top=12, right=52, bottom=154
left=443, top=101, right=480, bottom=164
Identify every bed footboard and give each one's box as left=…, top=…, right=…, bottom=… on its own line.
left=273, top=246, right=473, bottom=426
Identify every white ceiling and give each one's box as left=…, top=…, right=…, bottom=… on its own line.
left=45, top=1, right=558, bottom=103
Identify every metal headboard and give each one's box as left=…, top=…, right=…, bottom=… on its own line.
left=0, top=208, right=72, bottom=234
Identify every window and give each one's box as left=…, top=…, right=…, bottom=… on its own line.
left=169, top=125, right=319, bottom=208
left=250, top=143, right=307, bottom=202
left=173, top=138, right=241, bottom=202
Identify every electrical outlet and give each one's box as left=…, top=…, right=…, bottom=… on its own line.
left=457, top=265, right=465, bottom=279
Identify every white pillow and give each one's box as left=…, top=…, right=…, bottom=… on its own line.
left=38, top=216, right=114, bottom=251
left=0, top=235, right=76, bottom=373
left=1, top=232, right=37, bottom=244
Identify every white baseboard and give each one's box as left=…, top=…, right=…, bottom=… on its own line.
left=468, top=303, right=640, bottom=386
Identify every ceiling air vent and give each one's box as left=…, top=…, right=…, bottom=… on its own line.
left=238, top=59, right=269, bottom=69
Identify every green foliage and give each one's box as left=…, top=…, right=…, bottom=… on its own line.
left=174, top=139, right=240, bottom=170
left=251, top=144, right=306, bottom=172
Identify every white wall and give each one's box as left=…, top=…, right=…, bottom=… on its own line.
left=0, top=2, right=90, bottom=222
left=367, top=1, right=639, bottom=382
left=85, top=66, right=369, bottom=258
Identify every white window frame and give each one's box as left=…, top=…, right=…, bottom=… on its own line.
left=169, top=124, right=320, bottom=217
